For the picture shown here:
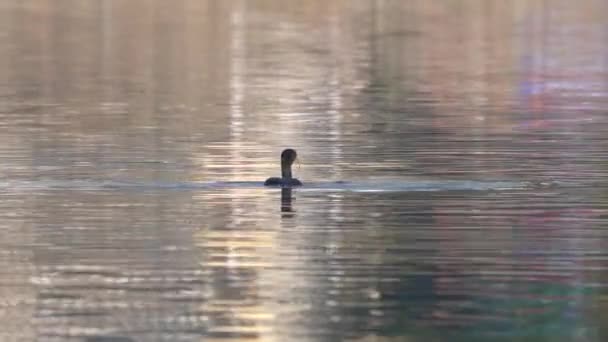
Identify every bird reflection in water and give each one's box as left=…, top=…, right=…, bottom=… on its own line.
left=281, top=188, right=294, bottom=214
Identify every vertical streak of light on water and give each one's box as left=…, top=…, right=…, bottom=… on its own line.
left=469, top=2, right=487, bottom=172
left=41, top=2, right=52, bottom=110
left=328, top=10, right=343, bottom=181
left=102, top=0, right=112, bottom=99
left=228, top=2, right=278, bottom=340
left=228, top=0, right=248, bottom=182
left=228, top=0, right=245, bottom=255
left=326, top=9, right=344, bottom=246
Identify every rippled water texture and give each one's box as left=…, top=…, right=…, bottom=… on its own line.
left=1, top=1, right=608, bottom=341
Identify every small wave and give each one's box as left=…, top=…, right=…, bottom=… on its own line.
left=0, top=179, right=545, bottom=192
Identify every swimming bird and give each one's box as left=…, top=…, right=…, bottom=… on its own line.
left=264, top=149, right=303, bottom=187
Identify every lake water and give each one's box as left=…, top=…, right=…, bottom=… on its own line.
left=1, top=1, right=607, bottom=341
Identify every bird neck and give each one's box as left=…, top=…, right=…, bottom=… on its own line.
left=281, top=162, right=292, bottom=179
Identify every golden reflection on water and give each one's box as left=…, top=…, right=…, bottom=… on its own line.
left=1, top=0, right=608, bottom=341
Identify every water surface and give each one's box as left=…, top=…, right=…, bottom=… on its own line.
left=1, top=1, right=607, bottom=341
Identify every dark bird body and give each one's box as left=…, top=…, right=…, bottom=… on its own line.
left=264, top=149, right=302, bottom=187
